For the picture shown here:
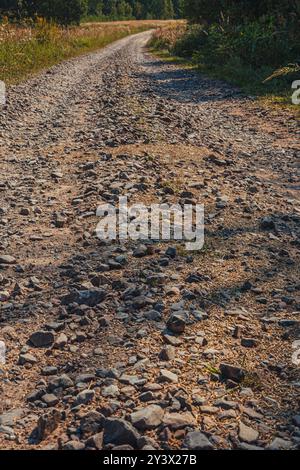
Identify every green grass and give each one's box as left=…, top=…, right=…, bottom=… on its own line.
left=195, top=59, right=298, bottom=110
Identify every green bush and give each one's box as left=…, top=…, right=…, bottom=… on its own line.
left=173, top=24, right=204, bottom=56
left=230, top=18, right=296, bottom=68
left=160, top=12, right=299, bottom=101
left=174, top=17, right=299, bottom=69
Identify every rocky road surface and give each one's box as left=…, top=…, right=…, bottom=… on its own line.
left=0, top=30, right=300, bottom=450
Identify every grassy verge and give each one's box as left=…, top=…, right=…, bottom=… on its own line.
left=0, top=19, right=175, bottom=85
left=149, top=25, right=300, bottom=114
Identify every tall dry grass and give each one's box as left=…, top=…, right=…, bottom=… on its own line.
left=149, top=23, right=187, bottom=51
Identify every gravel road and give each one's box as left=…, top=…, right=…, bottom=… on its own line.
left=0, top=30, right=299, bottom=450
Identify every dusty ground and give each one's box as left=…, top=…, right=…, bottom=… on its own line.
left=0, top=31, right=299, bottom=450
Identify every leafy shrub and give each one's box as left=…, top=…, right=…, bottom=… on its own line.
left=174, top=16, right=299, bottom=69
left=230, top=18, right=296, bottom=68
left=150, top=13, right=300, bottom=100
left=172, top=24, right=204, bottom=56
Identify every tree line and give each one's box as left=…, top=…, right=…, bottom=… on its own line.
left=1, top=0, right=298, bottom=27
left=184, top=0, right=299, bottom=26
left=0, top=0, right=184, bottom=24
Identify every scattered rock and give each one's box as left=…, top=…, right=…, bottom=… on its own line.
left=220, top=363, right=245, bottom=383
left=53, top=333, right=68, bottom=349
left=63, top=441, right=85, bottom=450
left=18, top=353, right=37, bottom=365
left=183, top=431, right=213, bottom=450
left=0, top=255, right=16, bottom=265
left=80, top=411, right=105, bottom=435
left=163, top=412, right=196, bottom=429
left=166, top=312, right=188, bottom=334
left=61, top=288, right=106, bottom=307
left=158, top=369, right=178, bottom=383
left=42, top=393, right=59, bottom=407
left=103, top=418, right=141, bottom=448
left=74, top=389, right=95, bottom=406
left=239, top=422, right=259, bottom=444
left=0, top=408, right=25, bottom=427
left=35, top=409, right=61, bottom=441
left=267, top=437, right=294, bottom=450
left=241, top=338, right=258, bottom=348
left=130, top=405, right=164, bottom=431
left=159, top=345, right=175, bottom=361
left=29, top=331, right=55, bottom=348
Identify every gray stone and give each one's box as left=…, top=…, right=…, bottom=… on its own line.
left=63, top=440, right=85, bottom=450
left=0, top=425, right=15, bottom=436
left=241, top=338, right=258, bottom=348
left=61, top=288, right=106, bottom=307
left=35, top=409, right=61, bottom=441
left=18, top=353, right=37, bottom=365
left=144, top=310, right=162, bottom=321
left=159, top=345, right=175, bottom=361
left=130, top=405, right=164, bottom=431
left=41, top=366, right=58, bottom=376
left=53, top=333, right=68, bottom=349
left=163, top=412, right=196, bottom=429
left=238, top=443, right=264, bottom=450
left=220, top=363, right=245, bottom=383
left=133, top=244, right=148, bottom=258
left=74, top=389, right=95, bottom=406
left=183, top=431, right=213, bottom=450
left=103, top=418, right=141, bottom=447
left=29, top=331, right=55, bottom=348
left=0, top=255, right=16, bottom=265
left=102, top=385, right=120, bottom=398
left=292, top=414, right=300, bottom=427
left=42, top=394, right=59, bottom=407
left=166, top=311, right=188, bottom=334
left=162, top=333, right=182, bottom=346
left=214, top=399, right=238, bottom=410
left=158, top=369, right=178, bottom=383
left=219, top=410, right=237, bottom=419
left=0, top=408, right=24, bottom=427
left=85, top=432, right=103, bottom=450
left=165, top=247, right=177, bottom=258
left=80, top=411, right=105, bottom=435
left=75, top=373, right=95, bottom=384
left=239, top=422, right=259, bottom=443
left=119, top=374, right=146, bottom=386
left=48, top=374, right=74, bottom=391
left=200, top=406, right=219, bottom=414
left=267, top=437, right=294, bottom=450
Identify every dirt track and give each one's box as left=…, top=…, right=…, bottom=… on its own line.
left=0, top=31, right=300, bottom=450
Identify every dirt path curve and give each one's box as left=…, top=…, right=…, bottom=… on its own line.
left=0, top=31, right=299, bottom=450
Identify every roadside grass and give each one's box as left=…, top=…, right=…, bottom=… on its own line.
left=0, top=19, right=177, bottom=85
left=149, top=27, right=300, bottom=116
left=194, top=60, right=299, bottom=112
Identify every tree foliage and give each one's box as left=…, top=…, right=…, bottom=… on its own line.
left=2, top=0, right=298, bottom=26
left=0, top=0, right=184, bottom=23
left=184, top=0, right=300, bottom=26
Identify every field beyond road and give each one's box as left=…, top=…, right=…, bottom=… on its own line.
left=0, top=19, right=183, bottom=85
